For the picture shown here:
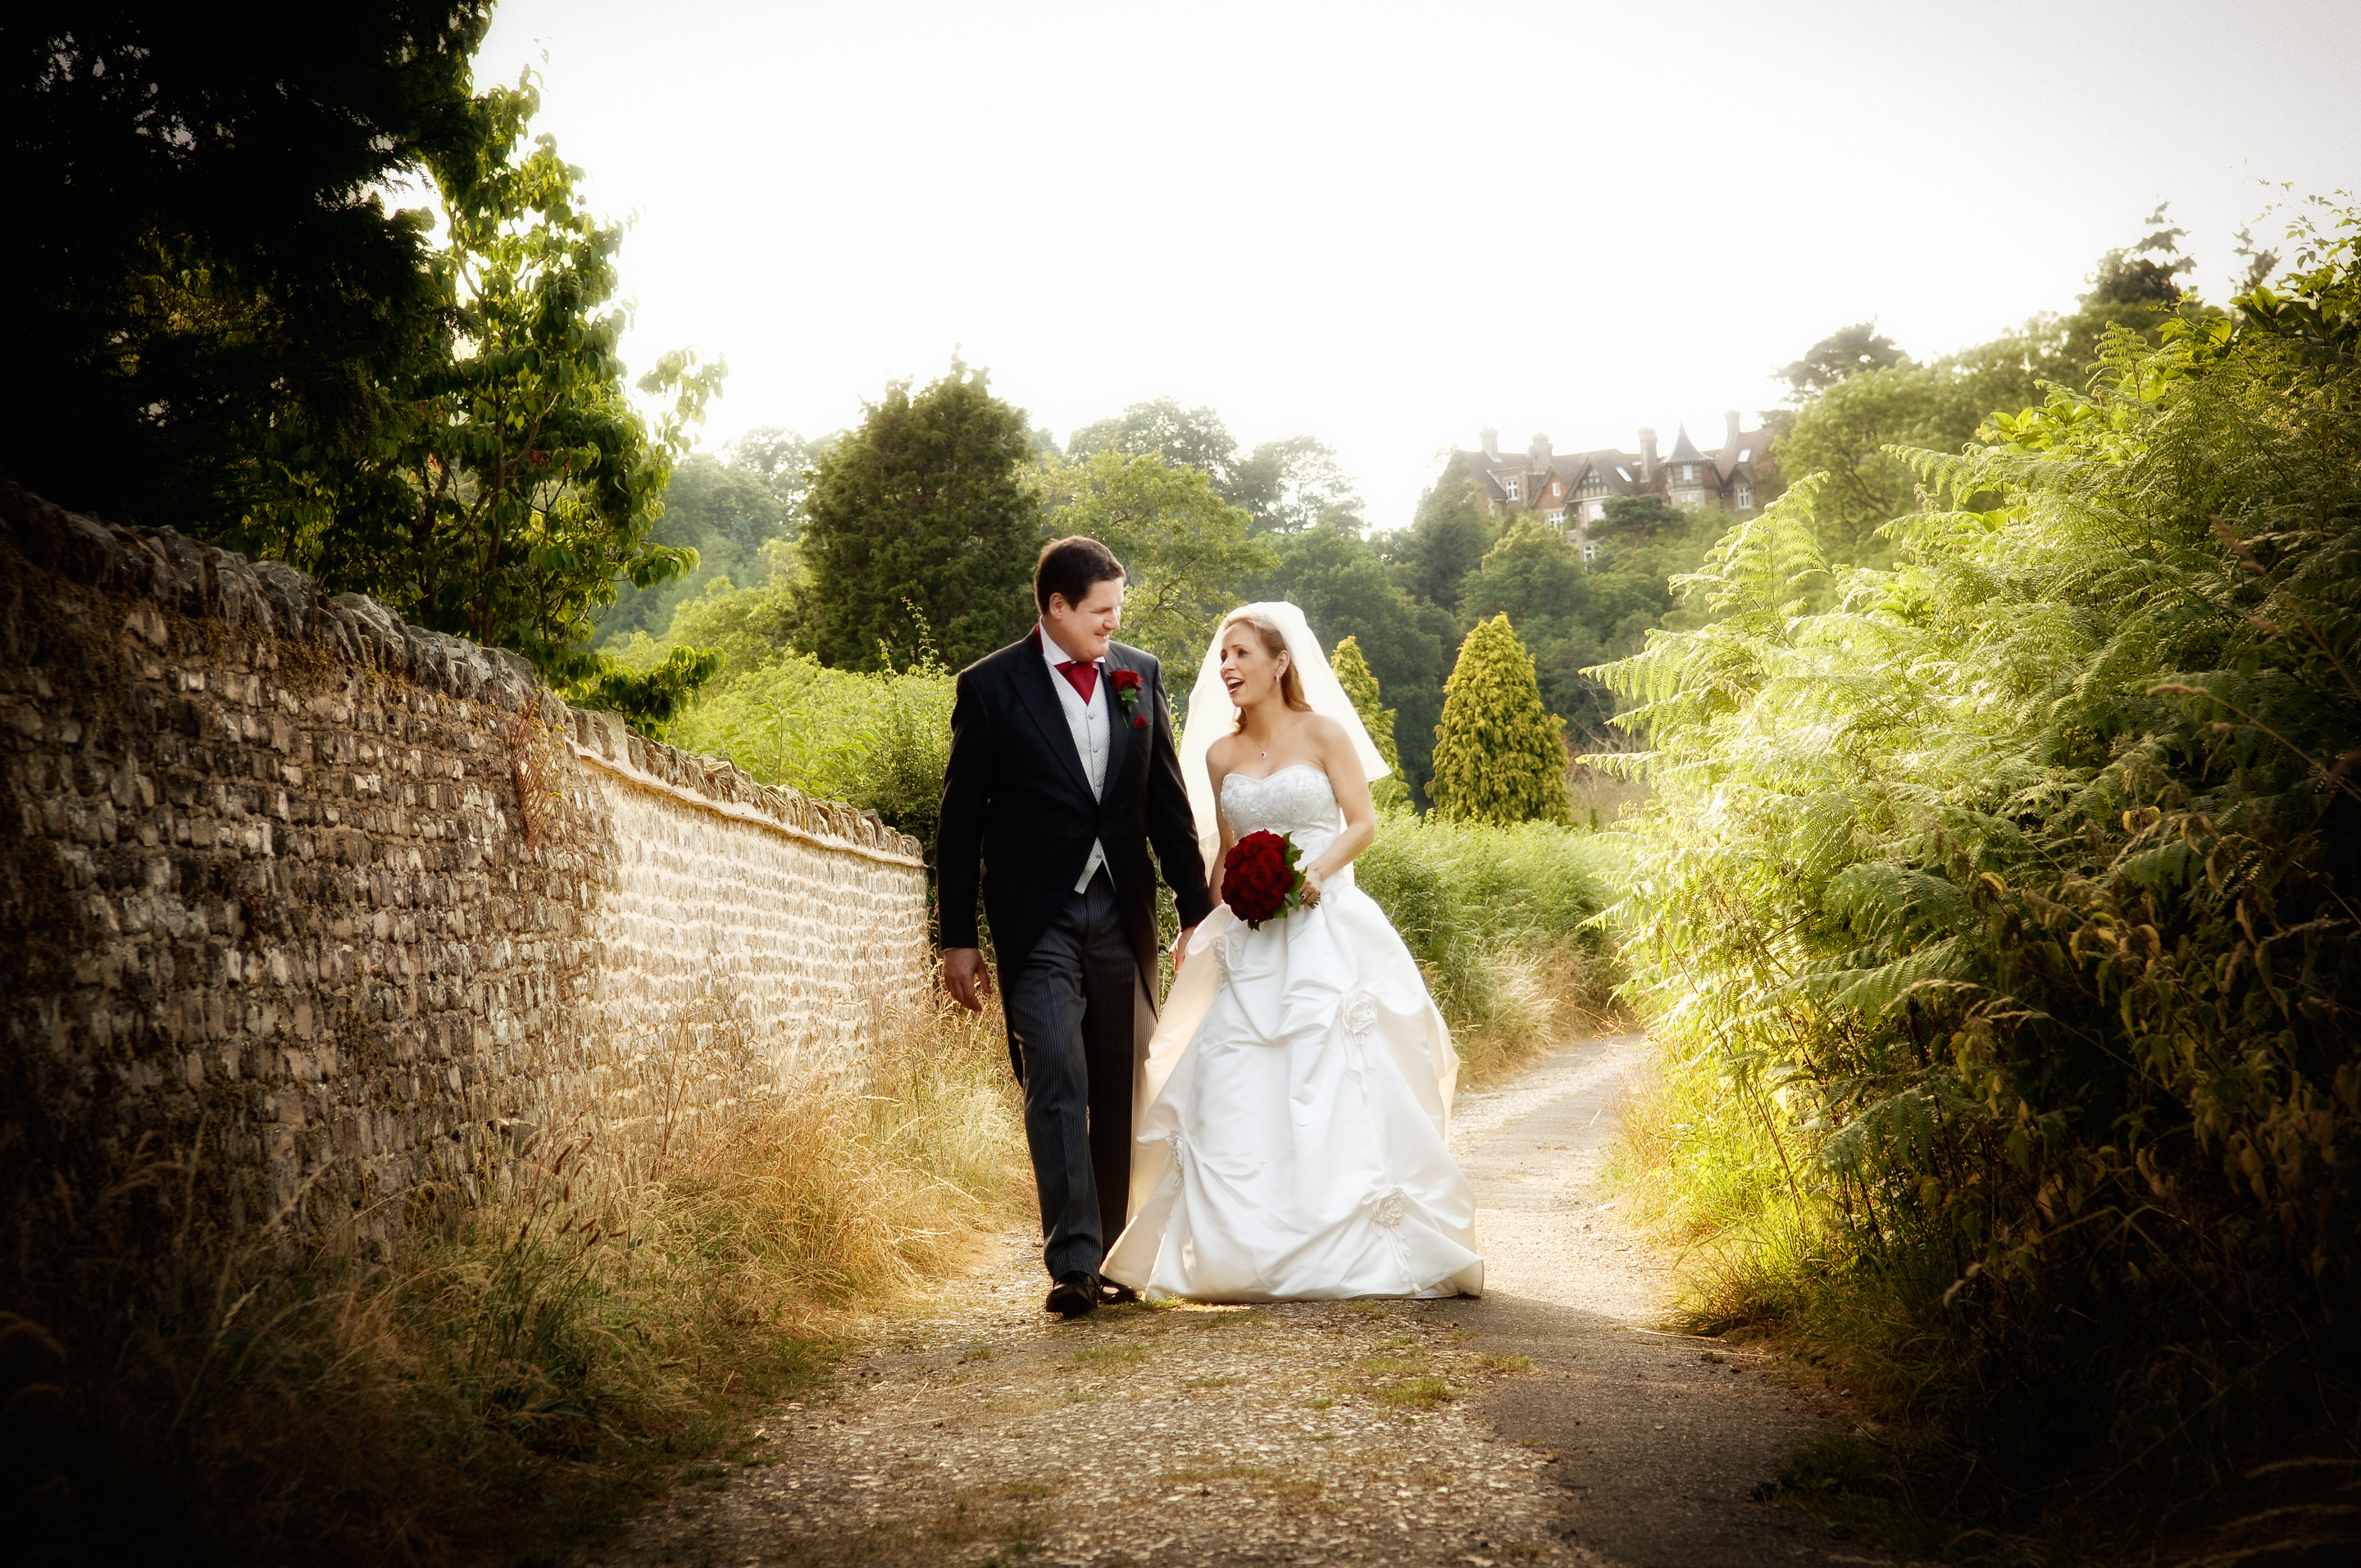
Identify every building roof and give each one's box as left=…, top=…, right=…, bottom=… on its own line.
left=1714, top=425, right=1777, bottom=482
left=1558, top=449, right=1649, bottom=496
left=1456, top=421, right=1780, bottom=506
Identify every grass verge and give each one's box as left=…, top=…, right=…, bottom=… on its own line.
left=1358, top=809, right=1627, bottom=1081
left=1, top=1002, right=1028, bottom=1566
left=1608, top=1035, right=2361, bottom=1565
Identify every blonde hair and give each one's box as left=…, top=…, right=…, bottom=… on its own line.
left=1220, top=611, right=1312, bottom=732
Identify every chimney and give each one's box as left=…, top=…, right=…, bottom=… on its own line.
left=1480, top=427, right=1499, bottom=460
left=1724, top=409, right=1741, bottom=449
left=1528, top=432, right=1553, bottom=467
left=1638, top=427, right=1658, bottom=482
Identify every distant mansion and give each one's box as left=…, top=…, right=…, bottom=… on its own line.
left=1456, top=413, right=1777, bottom=559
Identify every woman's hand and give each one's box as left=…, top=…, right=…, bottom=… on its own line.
left=1299, top=864, right=1325, bottom=908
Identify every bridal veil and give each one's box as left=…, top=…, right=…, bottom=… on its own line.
left=1174, top=601, right=1390, bottom=870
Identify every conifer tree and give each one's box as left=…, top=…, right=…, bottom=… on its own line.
left=1332, top=634, right=1407, bottom=807
left=1331, top=635, right=1399, bottom=771
left=1427, top=615, right=1574, bottom=825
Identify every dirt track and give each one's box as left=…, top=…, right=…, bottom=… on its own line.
left=585, top=1035, right=1886, bottom=1567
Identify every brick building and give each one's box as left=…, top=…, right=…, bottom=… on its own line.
left=1455, top=413, right=1776, bottom=559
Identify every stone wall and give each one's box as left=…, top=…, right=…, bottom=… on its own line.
left=0, top=484, right=928, bottom=1252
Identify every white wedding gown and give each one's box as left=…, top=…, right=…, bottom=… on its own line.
left=1102, top=766, right=1485, bottom=1302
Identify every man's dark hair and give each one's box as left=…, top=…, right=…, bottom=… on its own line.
left=1035, top=535, right=1126, bottom=613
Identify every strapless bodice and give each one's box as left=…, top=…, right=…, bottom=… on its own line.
left=1220, top=765, right=1341, bottom=861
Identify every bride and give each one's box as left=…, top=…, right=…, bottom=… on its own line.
left=1101, top=603, right=1484, bottom=1302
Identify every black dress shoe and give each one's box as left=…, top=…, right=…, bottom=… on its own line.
left=1100, top=1280, right=1140, bottom=1305
left=1045, top=1270, right=1099, bottom=1318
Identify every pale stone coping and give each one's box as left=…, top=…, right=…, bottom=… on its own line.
left=568, top=740, right=929, bottom=869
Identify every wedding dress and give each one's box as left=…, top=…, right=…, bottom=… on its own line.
left=1100, top=761, right=1485, bottom=1302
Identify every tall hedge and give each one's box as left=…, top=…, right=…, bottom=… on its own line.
left=1427, top=615, right=1573, bottom=825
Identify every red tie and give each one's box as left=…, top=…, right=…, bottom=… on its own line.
left=1055, top=659, right=1099, bottom=705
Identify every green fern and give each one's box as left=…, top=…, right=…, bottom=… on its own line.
left=1593, top=200, right=2361, bottom=1517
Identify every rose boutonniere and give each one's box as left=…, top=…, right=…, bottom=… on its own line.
left=1110, top=668, right=1145, bottom=729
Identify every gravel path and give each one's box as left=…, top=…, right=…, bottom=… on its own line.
left=585, top=1035, right=1883, bottom=1567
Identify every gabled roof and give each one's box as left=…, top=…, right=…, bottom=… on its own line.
left=1714, top=425, right=1777, bottom=482
left=1558, top=450, right=1650, bottom=497
left=1455, top=426, right=1767, bottom=504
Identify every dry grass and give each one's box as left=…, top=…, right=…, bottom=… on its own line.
left=1354, top=811, right=1630, bottom=1086
left=1449, top=933, right=1622, bottom=1085
left=1603, top=1037, right=1820, bottom=1335
left=0, top=1001, right=1029, bottom=1567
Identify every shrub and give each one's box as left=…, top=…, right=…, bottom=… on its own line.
left=666, top=651, right=957, bottom=865
left=1428, top=614, right=1575, bottom=826
left=1358, top=811, right=1623, bottom=1078
left=1593, top=202, right=2361, bottom=1539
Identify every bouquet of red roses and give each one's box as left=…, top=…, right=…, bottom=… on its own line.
left=1222, top=829, right=1306, bottom=928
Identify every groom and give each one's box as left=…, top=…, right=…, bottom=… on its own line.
left=938, top=536, right=1213, bottom=1318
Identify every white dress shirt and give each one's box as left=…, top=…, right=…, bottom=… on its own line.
left=1039, top=625, right=1111, bottom=893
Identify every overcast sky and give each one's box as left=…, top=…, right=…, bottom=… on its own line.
left=471, top=0, right=2361, bottom=531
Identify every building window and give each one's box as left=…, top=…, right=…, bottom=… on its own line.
left=1545, top=508, right=1565, bottom=526
left=1581, top=540, right=1599, bottom=563
left=1585, top=500, right=1604, bottom=521
left=1735, top=484, right=1754, bottom=510
left=1550, top=479, right=1562, bottom=498
left=1738, top=447, right=1751, bottom=462
left=1503, top=475, right=1521, bottom=502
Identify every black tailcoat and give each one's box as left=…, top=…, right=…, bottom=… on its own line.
left=936, top=630, right=1213, bottom=1067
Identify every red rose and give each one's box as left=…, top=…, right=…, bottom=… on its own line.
left=1222, top=829, right=1303, bottom=927
left=1109, top=667, right=1144, bottom=720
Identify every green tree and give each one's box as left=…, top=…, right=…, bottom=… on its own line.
left=1450, top=502, right=1718, bottom=742
left=1774, top=364, right=1987, bottom=562
left=597, top=428, right=818, bottom=643
left=1383, top=466, right=1501, bottom=613
left=1780, top=214, right=2221, bottom=565
left=1065, top=398, right=1240, bottom=489
left=2086, top=201, right=2195, bottom=305
left=1231, top=436, right=1364, bottom=534
left=1778, top=320, right=1909, bottom=397
left=1026, top=449, right=1271, bottom=689
left=1330, top=635, right=1399, bottom=772
left=1331, top=634, right=1407, bottom=809
left=390, top=78, right=721, bottom=687
left=1427, top=616, right=1574, bottom=826
left=1258, top=523, right=1448, bottom=802
left=605, top=534, right=808, bottom=689
left=798, top=363, right=1039, bottom=672
left=1458, top=519, right=1595, bottom=719
left=4, top=5, right=497, bottom=530
left=11, top=39, right=723, bottom=729
left=146, top=70, right=720, bottom=729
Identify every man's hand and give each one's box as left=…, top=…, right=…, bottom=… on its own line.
left=1169, top=924, right=1196, bottom=974
left=942, top=947, right=990, bottom=1012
